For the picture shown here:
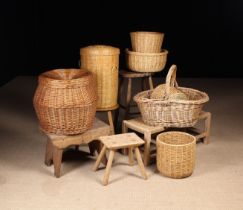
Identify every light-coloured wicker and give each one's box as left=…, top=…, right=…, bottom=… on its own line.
left=156, top=131, right=196, bottom=178
left=126, top=49, right=168, bottom=73
left=130, top=31, right=164, bottom=53
left=151, top=84, right=188, bottom=100
left=134, top=65, right=209, bottom=127
left=33, top=69, right=97, bottom=135
left=80, top=45, right=120, bottom=110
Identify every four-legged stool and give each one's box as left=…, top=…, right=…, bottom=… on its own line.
left=93, top=133, right=148, bottom=186
left=122, top=111, right=212, bottom=166
left=43, top=118, right=111, bottom=178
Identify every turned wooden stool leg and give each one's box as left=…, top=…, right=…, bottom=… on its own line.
left=148, top=76, right=154, bottom=90
left=45, top=138, right=53, bottom=166
left=204, top=112, right=211, bottom=144
left=107, top=111, right=115, bottom=135
left=121, top=121, right=129, bottom=155
left=134, top=147, right=148, bottom=180
left=103, top=150, right=115, bottom=186
left=52, top=146, right=63, bottom=178
left=93, top=146, right=107, bottom=171
left=144, top=132, right=152, bottom=166
left=124, top=78, right=132, bottom=120
left=128, top=147, right=134, bottom=166
left=114, top=107, right=120, bottom=134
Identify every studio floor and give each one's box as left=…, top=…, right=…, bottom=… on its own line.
left=0, top=76, right=243, bottom=210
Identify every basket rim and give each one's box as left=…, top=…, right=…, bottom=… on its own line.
left=80, top=45, right=120, bottom=55
left=126, top=48, right=168, bottom=56
left=156, top=131, right=196, bottom=146
left=134, top=88, right=209, bottom=105
left=39, top=69, right=91, bottom=81
left=130, top=31, right=164, bottom=36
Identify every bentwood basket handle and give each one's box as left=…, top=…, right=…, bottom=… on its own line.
left=165, top=64, right=179, bottom=98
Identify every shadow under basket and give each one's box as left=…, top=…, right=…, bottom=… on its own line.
left=156, top=131, right=196, bottom=179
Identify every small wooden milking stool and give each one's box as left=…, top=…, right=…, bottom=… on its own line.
left=118, top=70, right=154, bottom=120
left=93, top=133, right=148, bottom=186
left=43, top=118, right=111, bottom=178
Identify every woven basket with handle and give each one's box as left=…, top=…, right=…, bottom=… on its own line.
left=156, top=131, right=196, bottom=179
left=134, top=64, right=209, bottom=127
left=33, top=69, right=97, bottom=135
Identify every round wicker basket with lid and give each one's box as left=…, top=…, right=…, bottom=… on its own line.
left=80, top=45, right=120, bottom=110
left=33, top=69, right=97, bottom=135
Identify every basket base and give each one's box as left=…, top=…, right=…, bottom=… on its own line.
left=158, top=171, right=193, bottom=179
left=96, top=104, right=119, bottom=111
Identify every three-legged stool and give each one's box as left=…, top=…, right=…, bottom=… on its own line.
left=43, top=118, right=111, bottom=178
left=122, top=111, right=212, bottom=166
left=93, top=133, right=148, bottom=186
left=118, top=70, right=154, bottom=120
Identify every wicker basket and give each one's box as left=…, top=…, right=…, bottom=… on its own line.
left=80, top=45, right=120, bottom=110
left=134, top=65, right=209, bottom=127
left=33, top=69, right=97, bottom=135
left=156, top=131, right=196, bottom=178
left=126, top=49, right=168, bottom=73
left=130, top=31, right=164, bottom=53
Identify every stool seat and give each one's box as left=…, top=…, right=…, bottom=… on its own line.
left=93, top=132, right=148, bottom=185
left=119, top=70, right=154, bottom=78
left=99, top=133, right=144, bottom=149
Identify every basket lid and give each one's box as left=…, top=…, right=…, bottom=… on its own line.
left=80, top=45, right=120, bottom=56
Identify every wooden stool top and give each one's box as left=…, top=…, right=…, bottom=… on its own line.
left=123, top=117, right=165, bottom=134
left=42, top=118, right=111, bottom=148
left=119, top=70, right=154, bottom=78
left=99, top=132, right=145, bottom=149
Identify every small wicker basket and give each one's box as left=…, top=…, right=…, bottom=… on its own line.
left=126, top=49, right=168, bottom=73
left=33, top=69, right=97, bottom=135
left=130, top=31, right=164, bottom=53
left=156, top=131, right=196, bottom=179
left=134, top=65, right=209, bottom=127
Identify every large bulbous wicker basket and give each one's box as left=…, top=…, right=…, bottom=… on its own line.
left=156, top=131, right=196, bottom=179
left=80, top=45, right=120, bottom=110
left=33, top=69, right=97, bottom=135
left=134, top=65, right=209, bottom=127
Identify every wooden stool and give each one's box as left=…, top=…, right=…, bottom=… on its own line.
left=119, top=70, right=154, bottom=120
left=122, top=111, right=212, bottom=166
left=97, top=104, right=119, bottom=135
left=93, top=133, right=148, bottom=186
left=43, top=118, right=111, bottom=178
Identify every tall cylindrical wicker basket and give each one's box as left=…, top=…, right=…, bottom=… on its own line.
left=80, top=45, right=120, bottom=110
left=33, top=69, right=97, bottom=135
left=156, top=131, right=196, bottom=179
